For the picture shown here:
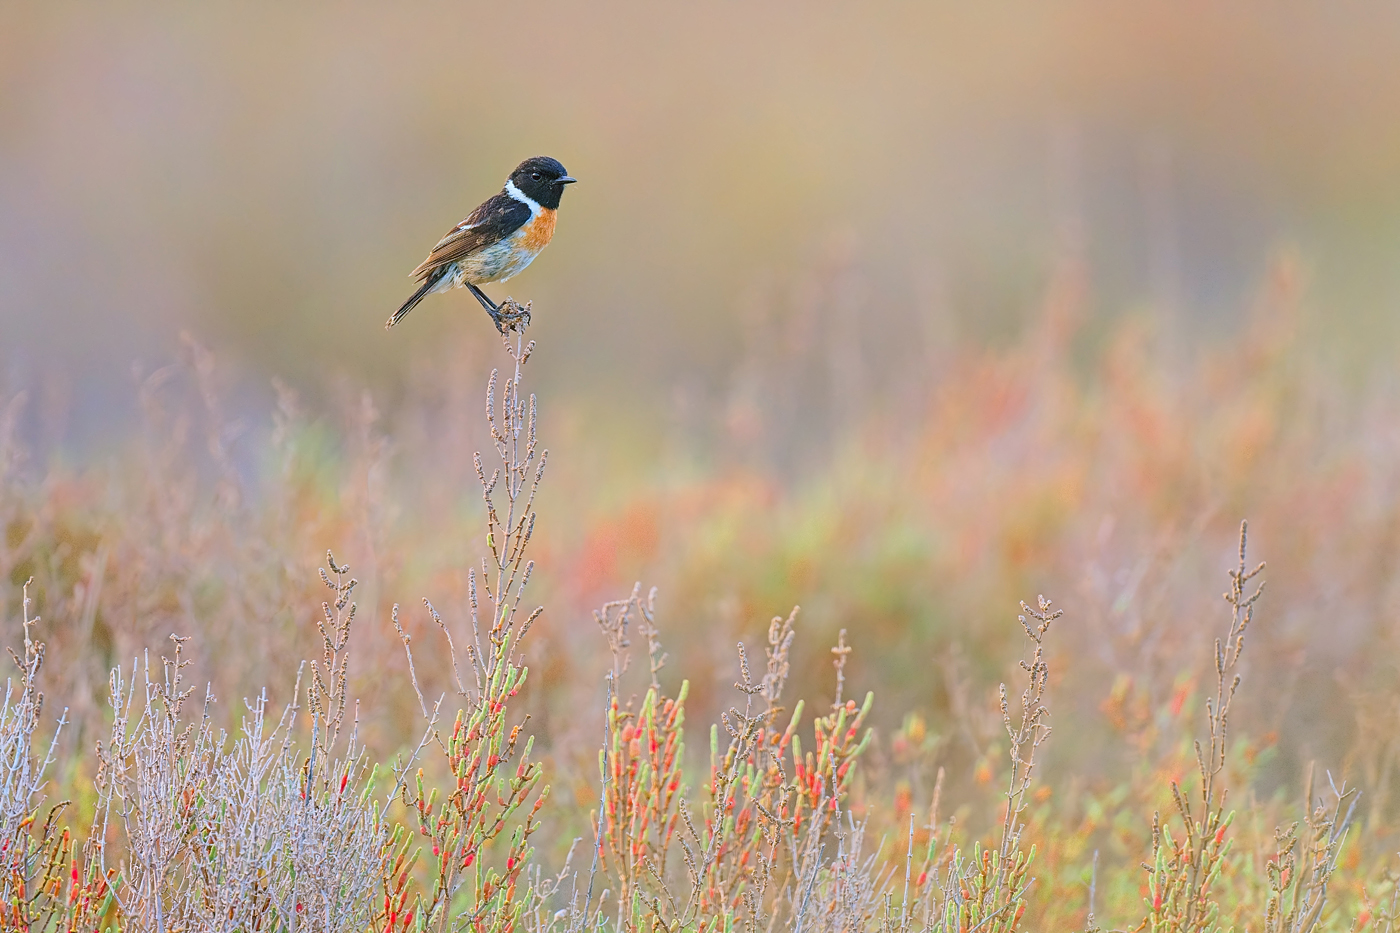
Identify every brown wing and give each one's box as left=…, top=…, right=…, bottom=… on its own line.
left=410, top=194, right=531, bottom=280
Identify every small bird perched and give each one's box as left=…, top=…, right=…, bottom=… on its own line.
left=386, top=156, right=576, bottom=332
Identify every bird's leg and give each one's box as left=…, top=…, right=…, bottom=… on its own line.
left=467, top=284, right=506, bottom=333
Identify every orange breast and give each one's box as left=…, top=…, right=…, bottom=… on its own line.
left=521, top=208, right=557, bottom=251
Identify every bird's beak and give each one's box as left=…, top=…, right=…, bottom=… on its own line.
left=557, top=176, right=577, bottom=185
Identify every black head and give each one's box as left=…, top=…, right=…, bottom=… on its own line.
left=507, top=156, right=575, bottom=209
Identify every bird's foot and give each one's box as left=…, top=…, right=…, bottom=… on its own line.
left=495, top=297, right=532, bottom=334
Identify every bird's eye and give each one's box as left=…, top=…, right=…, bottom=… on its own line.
left=531, top=172, right=541, bottom=180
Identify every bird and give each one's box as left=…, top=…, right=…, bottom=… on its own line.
left=386, top=156, right=576, bottom=332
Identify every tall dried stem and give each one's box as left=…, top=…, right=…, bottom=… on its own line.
left=1137, top=521, right=1265, bottom=933
left=392, top=327, right=550, bottom=932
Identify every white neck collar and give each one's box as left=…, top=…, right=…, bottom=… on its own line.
left=504, top=179, right=542, bottom=216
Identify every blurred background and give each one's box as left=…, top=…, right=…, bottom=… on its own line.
left=7, top=3, right=1400, bottom=441
left=6, top=1, right=1400, bottom=900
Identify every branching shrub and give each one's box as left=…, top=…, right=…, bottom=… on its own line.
left=390, top=332, right=551, bottom=933
left=901, top=596, right=1060, bottom=933
left=1262, top=767, right=1357, bottom=933
left=1133, top=524, right=1259, bottom=933
left=1132, top=523, right=1358, bottom=933
left=87, top=551, right=387, bottom=932
left=586, top=594, right=879, bottom=932
left=0, top=581, right=110, bottom=931
left=0, top=319, right=1385, bottom=933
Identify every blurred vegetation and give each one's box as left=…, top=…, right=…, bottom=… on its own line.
left=5, top=3, right=1400, bottom=928
left=3, top=247, right=1400, bottom=926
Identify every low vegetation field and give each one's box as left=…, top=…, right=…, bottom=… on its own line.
left=3, top=260, right=1398, bottom=931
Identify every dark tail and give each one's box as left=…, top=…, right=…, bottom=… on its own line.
left=386, top=277, right=437, bottom=329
